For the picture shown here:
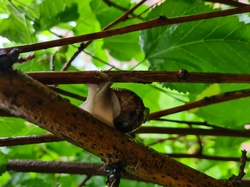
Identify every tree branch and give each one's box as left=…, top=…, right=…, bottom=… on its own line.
left=167, top=153, right=250, bottom=162
left=103, top=0, right=145, bottom=20
left=206, top=0, right=248, bottom=7
left=0, top=134, right=61, bottom=146
left=6, top=159, right=250, bottom=187
left=26, top=71, right=250, bottom=84
left=0, top=70, right=233, bottom=186
left=7, top=160, right=104, bottom=175
left=61, top=0, right=146, bottom=71
left=6, top=160, right=143, bottom=182
left=135, top=127, right=250, bottom=138
left=1, top=126, right=249, bottom=147
left=2, top=6, right=250, bottom=53
left=149, top=87, right=250, bottom=119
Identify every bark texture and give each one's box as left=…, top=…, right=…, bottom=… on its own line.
left=0, top=70, right=233, bottom=187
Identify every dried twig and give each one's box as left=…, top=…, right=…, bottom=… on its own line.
left=229, top=150, right=248, bottom=186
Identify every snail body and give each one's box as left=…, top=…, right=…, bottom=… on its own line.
left=80, top=82, right=149, bottom=133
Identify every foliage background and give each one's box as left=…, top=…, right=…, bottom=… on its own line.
left=0, top=0, right=250, bottom=186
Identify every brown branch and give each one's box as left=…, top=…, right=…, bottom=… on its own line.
left=61, top=0, right=146, bottom=71
left=238, top=150, right=247, bottom=180
left=78, top=175, right=93, bottom=187
left=26, top=71, right=250, bottom=84
left=0, top=134, right=61, bottom=146
left=167, top=153, right=250, bottom=162
left=1, top=126, right=249, bottom=147
left=153, top=119, right=223, bottom=129
left=103, top=0, right=145, bottom=19
left=104, top=0, right=147, bottom=29
left=5, top=159, right=250, bottom=187
left=0, top=70, right=233, bottom=186
left=0, top=85, right=85, bottom=117
left=48, top=86, right=86, bottom=101
left=135, top=127, right=250, bottom=138
left=228, top=150, right=247, bottom=186
left=61, top=43, right=86, bottom=71
left=5, top=160, right=146, bottom=183
left=149, top=87, right=250, bottom=119
left=7, top=160, right=104, bottom=175
left=104, top=0, right=129, bottom=12
left=6, top=155, right=249, bottom=176
left=2, top=6, right=250, bottom=53
left=206, top=0, right=248, bottom=7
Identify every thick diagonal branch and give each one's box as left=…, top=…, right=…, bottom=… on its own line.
left=0, top=71, right=232, bottom=187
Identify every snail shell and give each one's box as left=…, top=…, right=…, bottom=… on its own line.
left=112, top=88, right=149, bottom=133
left=80, top=82, right=149, bottom=133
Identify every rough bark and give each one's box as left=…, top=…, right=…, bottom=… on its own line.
left=0, top=70, right=233, bottom=187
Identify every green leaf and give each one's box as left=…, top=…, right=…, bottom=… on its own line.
left=194, top=84, right=250, bottom=127
left=0, top=118, right=26, bottom=137
left=141, top=0, right=250, bottom=93
left=20, top=178, right=52, bottom=187
left=56, top=175, right=80, bottom=187
left=3, top=174, right=55, bottom=187
left=0, top=0, right=8, bottom=13
left=11, top=0, right=39, bottom=21
left=90, top=0, right=131, bottom=28
left=73, top=0, right=98, bottom=35
left=46, top=142, right=82, bottom=157
left=120, top=179, right=156, bottom=187
left=14, top=50, right=51, bottom=72
left=34, top=0, right=79, bottom=31
left=0, top=151, right=7, bottom=176
left=0, top=1, right=35, bottom=43
left=191, top=84, right=220, bottom=113
left=103, top=28, right=144, bottom=61
left=91, top=0, right=144, bottom=61
left=52, top=46, right=68, bottom=71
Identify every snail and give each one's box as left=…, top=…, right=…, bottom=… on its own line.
left=80, top=82, right=149, bottom=133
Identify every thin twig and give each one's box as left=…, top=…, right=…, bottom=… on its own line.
left=238, top=150, right=247, bottom=180
left=1, top=127, right=249, bottom=147
left=0, top=134, right=61, bottom=146
left=61, top=43, right=86, bottom=71
left=145, top=135, right=183, bottom=146
left=83, top=50, right=120, bottom=70
left=61, top=0, right=147, bottom=71
left=103, top=0, right=145, bottom=20
left=229, top=150, right=248, bottom=186
left=7, top=160, right=143, bottom=181
left=149, top=88, right=250, bottom=119
left=206, top=0, right=248, bottom=7
left=48, top=86, right=86, bottom=101
left=167, top=153, right=250, bottom=161
left=78, top=175, right=93, bottom=187
left=135, top=127, right=250, bottom=138
left=6, top=158, right=250, bottom=185
left=3, top=6, right=250, bottom=53
left=153, top=118, right=224, bottom=129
